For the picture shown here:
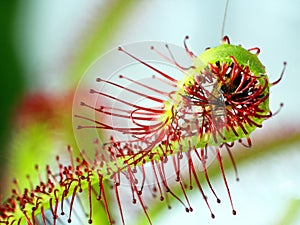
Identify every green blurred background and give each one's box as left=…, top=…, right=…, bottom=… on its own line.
left=1, top=1, right=300, bottom=225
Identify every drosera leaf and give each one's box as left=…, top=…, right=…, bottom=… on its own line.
left=1, top=30, right=288, bottom=225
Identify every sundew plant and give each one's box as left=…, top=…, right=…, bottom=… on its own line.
left=1, top=1, right=300, bottom=225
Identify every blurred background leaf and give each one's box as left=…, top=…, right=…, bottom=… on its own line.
left=276, top=198, right=300, bottom=225
left=0, top=2, right=25, bottom=192
left=66, top=0, right=138, bottom=87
